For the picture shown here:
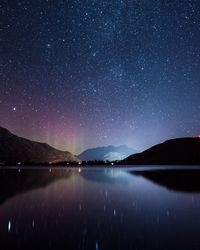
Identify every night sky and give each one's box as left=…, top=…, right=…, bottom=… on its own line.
left=1, top=0, right=200, bottom=154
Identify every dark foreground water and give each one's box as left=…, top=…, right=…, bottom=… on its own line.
left=0, top=166, right=200, bottom=250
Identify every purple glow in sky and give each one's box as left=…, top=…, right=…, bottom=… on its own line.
left=1, top=0, right=200, bottom=153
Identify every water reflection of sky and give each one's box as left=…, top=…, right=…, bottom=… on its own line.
left=0, top=167, right=200, bottom=250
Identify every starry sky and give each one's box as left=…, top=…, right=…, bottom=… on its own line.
left=1, top=0, right=200, bottom=154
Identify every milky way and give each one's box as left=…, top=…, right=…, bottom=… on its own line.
left=1, top=0, right=200, bottom=153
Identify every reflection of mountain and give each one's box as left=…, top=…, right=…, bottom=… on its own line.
left=0, top=169, right=72, bottom=204
left=132, top=169, right=200, bottom=192
left=0, top=127, right=78, bottom=164
left=80, top=169, right=118, bottom=184
left=78, top=145, right=138, bottom=161
left=124, top=138, right=200, bottom=165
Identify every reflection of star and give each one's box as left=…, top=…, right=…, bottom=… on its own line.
left=46, top=43, right=51, bottom=49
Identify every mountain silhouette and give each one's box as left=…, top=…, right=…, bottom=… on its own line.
left=78, top=145, right=138, bottom=161
left=123, top=137, right=200, bottom=165
left=0, top=127, right=78, bottom=164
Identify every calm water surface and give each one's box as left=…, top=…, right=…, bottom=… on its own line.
left=0, top=166, right=200, bottom=250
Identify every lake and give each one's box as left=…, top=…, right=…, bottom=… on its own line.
left=0, top=166, right=200, bottom=250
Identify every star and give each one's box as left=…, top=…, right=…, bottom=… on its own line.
left=46, top=43, right=52, bottom=49
left=1, top=0, right=200, bottom=153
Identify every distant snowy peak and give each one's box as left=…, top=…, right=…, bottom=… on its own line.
left=78, top=145, right=138, bottom=161
left=104, top=152, right=126, bottom=161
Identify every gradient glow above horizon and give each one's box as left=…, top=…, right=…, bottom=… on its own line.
left=1, top=0, right=200, bottom=154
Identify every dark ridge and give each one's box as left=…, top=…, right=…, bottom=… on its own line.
left=123, top=137, right=200, bottom=165
left=0, top=126, right=78, bottom=164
